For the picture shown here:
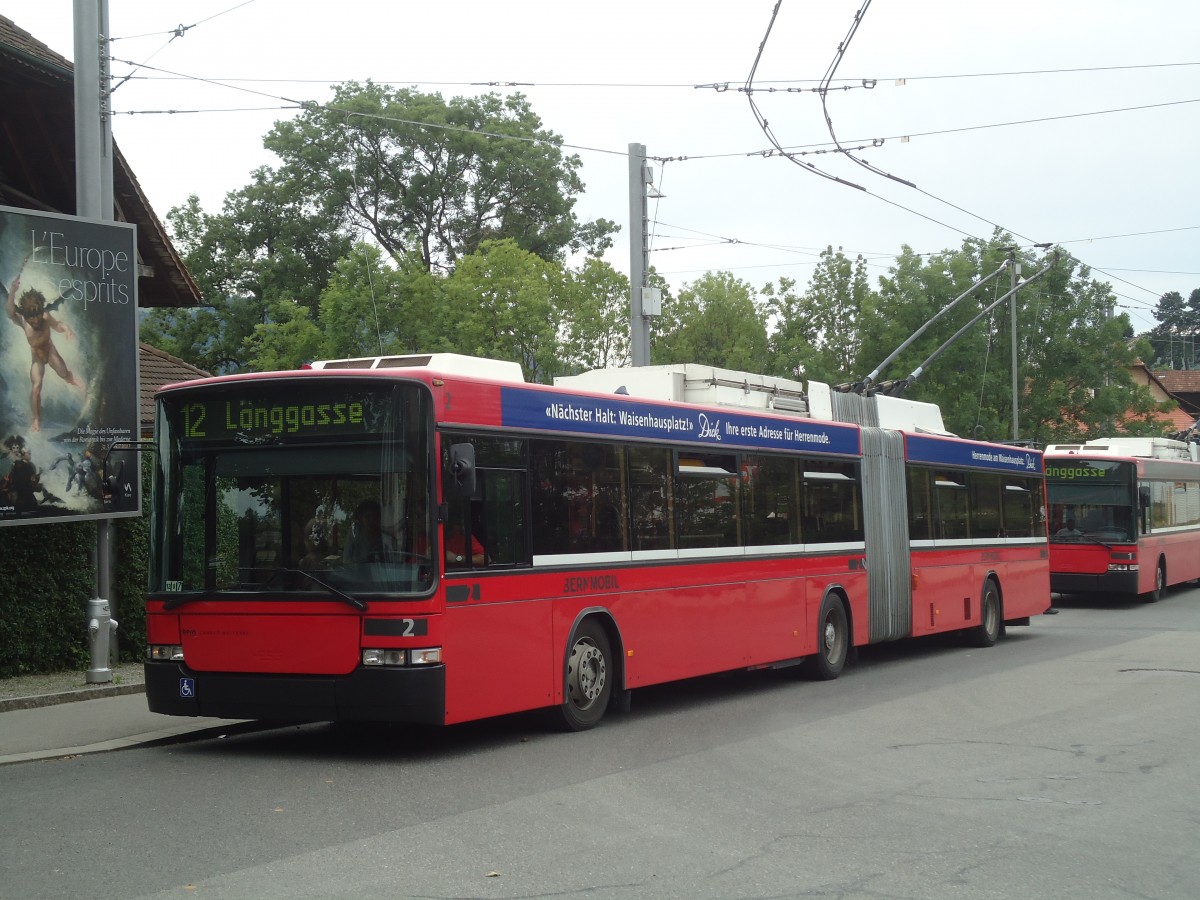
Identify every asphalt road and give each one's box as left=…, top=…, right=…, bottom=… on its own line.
left=4, top=588, right=1199, bottom=900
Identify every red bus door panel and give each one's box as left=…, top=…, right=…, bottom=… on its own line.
left=443, top=600, right=555, bottom=725
left=743, top=577, right=810, bottom=665
left=909, top=555, right=973, bottom=637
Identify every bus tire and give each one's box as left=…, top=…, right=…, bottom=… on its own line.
left=805, top=594, right=849, bottom=681
left=1141, top=560, right=1166, bottom=603
left=554, top=619, right=613, bottom=731
left=966, top=579, right=1001, bottom=648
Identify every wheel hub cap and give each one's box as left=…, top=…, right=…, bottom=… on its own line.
left=571, top=643, right=605, bottom=703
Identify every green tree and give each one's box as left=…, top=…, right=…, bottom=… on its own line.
left=653, top=271, right=768, bottom=371
left=440, top=239, right=565, bottom=382
left=143, top=175, right=351, bottom=373
left=1020, top=260, right=1166, bottom=444
left=264, top=83, right=617, bottom=273
left=858, top=237, right=1165, bottom=443
left=558, top=258, right=631, bottom=372
left=1143, top=288, right=1200, bottom=370
left=766, top=247, right=873, bottom=383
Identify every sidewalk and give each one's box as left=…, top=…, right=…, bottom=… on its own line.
left=0, top=663, right=248, bottom=764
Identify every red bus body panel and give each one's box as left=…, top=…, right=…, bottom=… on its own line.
left=147, top=363, right=1049, bottom=726
left=1046, top=449, right=1200, bottom=598
left=911, top=546, right=1049, bottom=636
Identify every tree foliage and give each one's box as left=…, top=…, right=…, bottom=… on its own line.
left=854, top=237, right=1164, bottom=443
left=766, top=247, right=872, bottom=383
left=264, top=83, right=617, bottom=273
left=142, top=176, right=351, bottom=374
left=1142, top=288, right=1200, bottom=370
left=559, top=258, right=631, bottom=372
left=148, top=86, right=620, bottom=374
left=439, top=240, right=563, bottom=382
left=652, top=271, right=768, bottom=371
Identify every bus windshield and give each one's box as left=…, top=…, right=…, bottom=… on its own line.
left=1045, top=459, right=1136, bottom=542
left=150, top=379, right=434, bottom=598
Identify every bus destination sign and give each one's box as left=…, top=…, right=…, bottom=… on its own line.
left=171, top=387, right=390, bottom=443
left=1044, top=460, right=1128, bottom=482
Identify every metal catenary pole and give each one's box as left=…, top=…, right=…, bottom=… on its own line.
left=1010, top=251, right=1021, bottom=442
left=627, top=142, right=650, bottom=366
left=75, top=0, right=118, bottom=683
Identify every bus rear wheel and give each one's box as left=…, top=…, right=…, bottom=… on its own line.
left=804, top=594, right=849, bottom=681
left=965, top=579, right=1001, bottom=648
left=554, top=620, right=613, bottom=731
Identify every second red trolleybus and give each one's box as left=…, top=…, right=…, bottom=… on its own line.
left=1045, top=436, right=1200, bottom=602
left=145, top=354, right=1050, bottom=729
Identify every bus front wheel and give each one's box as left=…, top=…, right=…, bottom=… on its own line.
left=804, top=594, right=849, bottom=681
left=554, top=620, right=613, bottom=731
left=1141, top=560, right=1166, bottom=603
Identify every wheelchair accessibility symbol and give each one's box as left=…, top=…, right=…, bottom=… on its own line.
left=179, top=677, right=196, bottom=698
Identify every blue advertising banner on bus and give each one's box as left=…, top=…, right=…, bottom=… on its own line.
left=0, top=206, right=140, bottom=526
left=906, top=434, right=1042, bottom=474
left=500, top=386, right=861, bottom=456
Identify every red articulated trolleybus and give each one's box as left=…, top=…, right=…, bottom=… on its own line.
left=145, top=354, right=1050, bottom=730
left=1044, top=437, right=1200, bottom=603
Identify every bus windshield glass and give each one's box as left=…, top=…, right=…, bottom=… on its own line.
left=1045, top=459, right=1136, bottom=542
left=150, top=379, right=434, bottom=597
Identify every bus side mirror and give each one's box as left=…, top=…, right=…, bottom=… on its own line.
left=1139, top=487, right=1150, bottom=509
left=448, top=443, right=476, bottom=498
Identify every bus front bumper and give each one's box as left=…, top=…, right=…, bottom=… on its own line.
left=145, top=661, right=446, bottom=724
left=1050, top=570, right=1141, bottom=596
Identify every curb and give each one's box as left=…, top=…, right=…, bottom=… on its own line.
left=0, top=717, right=263, bottom=766
left=0, top=682, right=145, bottom=714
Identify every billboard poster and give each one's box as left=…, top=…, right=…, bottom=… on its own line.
left=0, top=206, right=140, bottom=526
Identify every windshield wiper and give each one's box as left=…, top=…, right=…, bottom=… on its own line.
left=1080, top=533, right=1114, bottom=550
left=262, top=566, right=368, bottom=611
left=163, top=568, right=367, bottom=612
left=295, top=569, right=368, bottom=611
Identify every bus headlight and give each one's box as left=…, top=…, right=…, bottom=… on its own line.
left=362, top=649, right=407, bottom=667
left=409, top=648, right=442, bottom=665
left=1107, top=563, right=1138, bottom=572
left=147, top=644, right=184, bottom=661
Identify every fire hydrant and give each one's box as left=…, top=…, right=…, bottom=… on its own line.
left=86, top=597, right=119, bottom=684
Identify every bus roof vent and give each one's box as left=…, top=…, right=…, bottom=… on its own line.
left=1045, top=437, right=1193, bottom=460
left=555, top=364, right=822, bottom=418
left=308, top=353, right=526, bottom=383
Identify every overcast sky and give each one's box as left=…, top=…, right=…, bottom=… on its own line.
left=13, top=1, right=1200, bottom=336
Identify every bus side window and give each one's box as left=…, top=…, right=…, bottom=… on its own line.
left=906, top=467, right=933, bottom=542
left=803, top=460, right=863, bottom=543
left=629, top=446, right=673, bottom=551
left=743, top=454, right=800, bottom=546
left=478, top=469, right=526, bottom=566
left=934, top=472, right=969, bottom=540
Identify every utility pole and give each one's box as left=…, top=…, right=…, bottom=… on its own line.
left=75, top=0, right=117, bottom=683
left=627, top=142, right=663, bottom=367
left=1010, top=250, right=1021, bottom=442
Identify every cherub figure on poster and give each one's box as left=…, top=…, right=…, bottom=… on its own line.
left=3, top=254, right=84, bottom=433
